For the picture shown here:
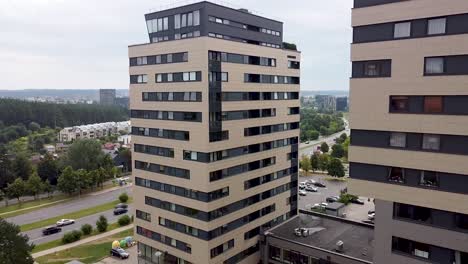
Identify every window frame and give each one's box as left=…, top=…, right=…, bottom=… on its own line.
left=423, top=96, right=443, bottom=113
left=427, top=17, right=447, bottom=36
left=393, top=21, right=412, bottom=39
left=389, top=132, right=407, bottom=148
left=424, top=57, right=446, bottom=75
left=389, top=96, right=409, bottom=113
left=422, top=134, right=441, bottom=151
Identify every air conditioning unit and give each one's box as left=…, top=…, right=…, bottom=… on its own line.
left=336, top=240, right=344, bottom=252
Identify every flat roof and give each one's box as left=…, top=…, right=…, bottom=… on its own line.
left=326, top=202, right=345, bottom=210
left=267, top=212, right=374, bottom=262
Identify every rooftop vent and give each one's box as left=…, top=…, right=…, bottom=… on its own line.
left=238, top=8, right=250, bottom=13
left=335, top=240, right=344, bottom=253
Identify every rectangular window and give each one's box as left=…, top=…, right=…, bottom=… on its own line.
left=425, top=57, right=445, bottom=74
left=181, top=14, right=187, bottom=27
left=428, top=17, right=446, bottom=35
left=189, top=72, right=196, bottom=81
left=394, top=22, right=411, bottom=38
left=364, top=61, right=380, bottom=76
left=390, top=132, right=406, bottom=148
left=194, top=31, right=200, bottom=37
left=419, top=171, right=439, bottom=187
left=183, top=72, right=189, bottom=81
left=156, top=74, right=162, bottom=83
left=221, top=72, right=228, bottom=82
left=388, top=167, right=405, bottom=183
left=269, top=245, right=281, bottom=261
left=390, top=96, right=409, bottom=112
left=167, top=73, right=173, bottom=82
left=174, top=14, right=180, bottom=29
left=156, top=55, right=161, bottom=64
left=424, top=96, right=443, bottom=113
left=193, top=10, right=200, bottom=26
left=157, top=18, right=163, bottom=32
left=187, top=12, right=193, bottom=26
left=167, top=54, right=172, bottom=63
left=163, top=17, right=168, bottom=30
left=151, top=19, right=158, bottom=33
left=422, top=134, right=440, bottom=150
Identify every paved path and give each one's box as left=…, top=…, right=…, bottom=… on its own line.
left=6, top=185, right=132, bottom=226
left=26, top=205, right=133, bottom=245
left=32, top=225, right=134, bottom=259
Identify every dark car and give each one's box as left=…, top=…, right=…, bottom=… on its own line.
left=42, top=226, right=62, bottom=236
left=115, top=203, right=128, bottom=209
left=114, top=208, right=128, bottom=215
left=350, top=198, right=365, bottom=205
left=326, top=196, right=340, bottom=203
left=110, top=248, right=129, bottom=259
left=314, top=182, right=326, bottom=188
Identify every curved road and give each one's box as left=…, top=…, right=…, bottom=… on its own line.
left=7, top=185, right=132, bottom=226
left=25, top=205, right=133, bottom=245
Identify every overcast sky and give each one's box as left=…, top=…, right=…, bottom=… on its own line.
left=0, top=0, right=352, bottom=91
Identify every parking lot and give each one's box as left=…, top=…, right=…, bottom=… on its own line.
left=298, top=174, right=374, bottom=222
left=96, top=246, right=137, bottom=264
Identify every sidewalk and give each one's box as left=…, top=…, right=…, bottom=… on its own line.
left=32, top=224, right=134, bottom=258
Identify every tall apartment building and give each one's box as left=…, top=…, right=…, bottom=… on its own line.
left=100, top=89, right=116, bottom=105
left=129, top=2, right=300, bottom=263
left=350, top=0, right=468, bottom=263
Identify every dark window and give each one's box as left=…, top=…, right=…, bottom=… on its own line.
left=419, top=171, right=439, bottom=187
left=388, top=167, right=405, bottom=183
left=352, top=60, right=391, bottom=78
left=288, top=60, right=300, bottom=69
left=455, top=214, right=468, bottom=230
left=424, top=96, right=443, bottom=113
left=392, top=237, right=430, bottom=259
left=364, top=61, right=381, bottom=76
left=269, top=245, right=281, bottom=261
left=389, top=96, right=409, bottom=112
left=394, top=203, right=431, bottom=223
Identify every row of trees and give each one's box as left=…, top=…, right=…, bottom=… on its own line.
left=300, top=109, right=345, bottom=142
left=0, top=98, right=129, bottom=129
left=300, top=153, right=346, bottom=178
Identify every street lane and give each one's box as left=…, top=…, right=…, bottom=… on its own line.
left=299, top=118, right=349, bottom=157
left=26, top=205, right=133, bottom=245
left=7, top=185, right=132, bottom=226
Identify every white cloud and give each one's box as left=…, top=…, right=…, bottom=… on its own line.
left=0, top=0, right=351, bottom=90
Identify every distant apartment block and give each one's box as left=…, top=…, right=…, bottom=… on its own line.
left=336, top=97, right=348, bottom=112
left=58, top=121, right=130, bottom=142
left=99, top=89, right=116, bottom=105
left=315, top=95, right=336, bottom=112
left=350, top=0, right=468, bottom=263
left=130, top=1, right=300, bottom=263
left=115, top=96, right=130, bottom=109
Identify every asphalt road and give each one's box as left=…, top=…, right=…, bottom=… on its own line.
left=299, top=118, right=350, bottom=157
left=25, top=205, right=133, bottom=245
left=7, top=185, right=132, bottom=226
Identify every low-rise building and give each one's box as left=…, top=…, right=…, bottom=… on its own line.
left=58, top=121, right=130, bottom=142
left=261, top=211, right=374, bottom=264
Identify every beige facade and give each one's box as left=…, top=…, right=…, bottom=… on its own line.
left=130, top=36, right=300, bottom=264
left=350, top=0, right=468, bottom=263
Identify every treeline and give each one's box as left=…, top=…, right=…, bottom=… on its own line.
left=0, top=98, right=128, bottom=128
left=300, top=108, right=345, bottom=142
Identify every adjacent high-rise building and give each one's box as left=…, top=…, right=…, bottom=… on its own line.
left=99, top=89, right=116, bottom=105
left=350, top=0, right=468, bottom=263
left=129, top=2, right=300, bottom=263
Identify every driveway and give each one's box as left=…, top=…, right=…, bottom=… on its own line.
left=97, top=245, right=137, bottom=264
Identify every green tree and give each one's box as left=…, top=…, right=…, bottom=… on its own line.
left=96, top=215, right=108, bottom=233
left=310, top=153, right=319, bottom=172
left=0, top=146, right=14, bottom=190
left=336, top=133, right=348, bottom=144
left=319, top=126, right=329, bottom=136
left=318, top=154, right=330, bottom=172
left=66, top=139, right=104, bottom=171
left=81, top=224, right=93, bottom=235
left=5, top=178, right=26, bottom=203
left=37, top=153, right=59, bottom=185
left=343, top=137, right=350, bottom=158
left=57, top=166, right=77, bottom=196
left=0, top=218, right=34, bottom=264
left=119, top=192, right=129, bottom=203
left=331, top=144, right=345, bottom=158
left=320, top=142, right=329, bottom=153
left=28, top=122, right=41, bottom=132
left=12, top=154, right=32, bottom=181
left=118, top=148, right=132, bottom=172
left=328, top=158, right=345, bottom=178
left=25, top=173, right=42, bottom=200
left=300, top=155, right=311, bottom=176
left=41, top=179, right=54, bottom=198
left=118, top=215, right=131, bottom=226
left=75, top=169, right=92, bottom=197
left=96, top=167, right=107, bottom=188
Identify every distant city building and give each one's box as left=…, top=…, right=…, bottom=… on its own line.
left=261, top=212, right=374, bottom=264
left=336, top=96, right=348, bottom=111
left=118, top=134, right=131, bottom=145
left=315, top=95, right=336, bottom=112
left=115, top=97, right=130, bottom=109
left=58, top=121, right=130, bottom=142
left=99, top=89, right=116, bottom=105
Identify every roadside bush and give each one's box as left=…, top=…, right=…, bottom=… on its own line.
left=119, top=192, right=129, bottom=203
left=96, top=215, right=108, bottom=232
left=118, top=215, right=131, bottom=226
left=62, top=230, right=82, bottom=244
left=338, top=193, right=359, bottom=205
left=81, top=224, right=93, bottom=235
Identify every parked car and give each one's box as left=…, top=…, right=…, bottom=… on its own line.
left=56, top=219, right=75, bottom=227
left=42, top=226, right=62, bottom=236
left=314, top=182, right=326, bottom=188
left=299, top=185, right=306, bottom=190
left=305, top=141, right=310, bottom=144
left=305, top=186, right=318, bottom=192
left=115, top=203, right=128, bottom=209
left=326, top=196, right=340, bottom=203
left=299, top=190, right=307, bottom=196
left=113, top=208, right=128, bottom=215
left=306, top=179, right=316, bottom=185
left=110, top=248, right=129, bottom=259
left=350, top=198, right=365, bottom=205
left=311, top=203, right=328, bottom=210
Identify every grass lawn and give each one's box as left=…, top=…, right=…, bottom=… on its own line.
left=32, top=222, right=124, bottom=253
left=35, top=228, right=134, bottom=264
left=0, top=195, right=71, bottom=218
left=21, top=197, right=133, bottom=232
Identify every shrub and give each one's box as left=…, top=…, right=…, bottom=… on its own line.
left=62, top=230, right=82, bottom=244
left=118, top=215, right=131, bottom=226
left=81, top=224, right=93, bottom=235
left=119, top=192, right=129, bottom=203
left=96, top=215, right=108, bottom=232
left=338, top=193, right=359, bottom=205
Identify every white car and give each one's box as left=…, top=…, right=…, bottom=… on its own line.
left=56, top=219, right=75, bottom=227
left=299, top=190, right=307, bottom=196
left=368, top=213, right=375, bottom=220
left=305, top=186, right=318, bottom=192
left=311, top=203, right=328, bottom=210
left=306, top=179, right=316, bottom=184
